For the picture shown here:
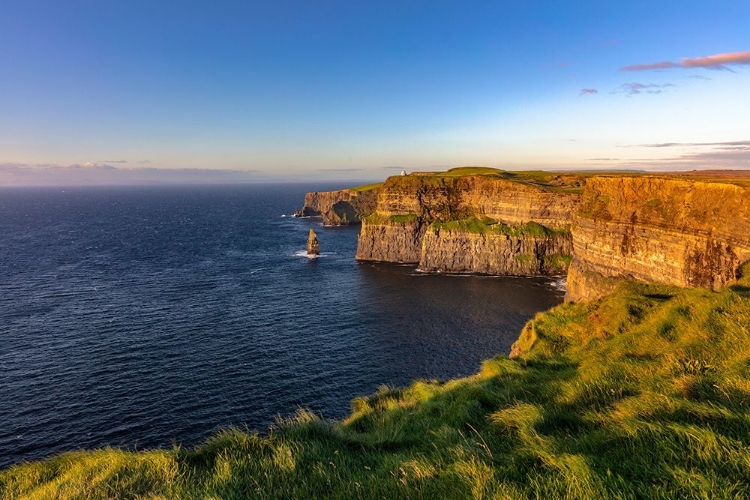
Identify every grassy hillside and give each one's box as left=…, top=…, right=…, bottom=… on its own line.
left=2, top=268, right=749, bottom=499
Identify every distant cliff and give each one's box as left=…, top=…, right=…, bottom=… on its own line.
left=566, top=175, right=750, bottom=301
left=302, top=169, right=750, bottom=298
left=355, top=169, right=581, bottom=275
left=296, top=185, right=380, bottom=226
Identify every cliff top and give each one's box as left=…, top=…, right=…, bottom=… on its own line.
left=399, top=167, right=587, bottom=193
left=381, top=167, right=750, bottom=192
left=349, top=182, right=384, bottom=192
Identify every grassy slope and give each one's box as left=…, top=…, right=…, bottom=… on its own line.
left=350, top=182, right=384, bottom=192
left=3, top=271, right=749, bottom=499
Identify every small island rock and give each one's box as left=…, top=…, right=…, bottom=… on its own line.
left=307, top=229, right=320, bottom=255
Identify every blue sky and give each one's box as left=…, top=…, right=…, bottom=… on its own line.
left=1, top=1, right=749, bottom=184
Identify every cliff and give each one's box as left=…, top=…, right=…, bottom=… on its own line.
left=566, top=175, right=750, bottom=301
left=318, top=169, right=750, bottom=298
left=419, top=223, right=573, bottom=275
left=356, top=168, right=581, bottom=275
left=296, top=185, right=380, bottom=226
left=372, top=171, right=580, bottom=229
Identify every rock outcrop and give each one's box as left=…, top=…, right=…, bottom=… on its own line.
left=306, top=229, right=320, bottom=256
left=355, top=170, right=580, bottom=275
left=419, top=227, right=572, bottom=275
left=356, top=215, right=425, bottom=263
left=566, top=175, right=750, bottom=301
left=372, top=174, right=579, bottom=229
left=296, top=187, right=380, bottom=226
left=300, top=168, right=750, bottom=299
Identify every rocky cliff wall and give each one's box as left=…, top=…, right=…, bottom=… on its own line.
left=355, top=174, right=579, bottom=274
left=297, top=188, right=379, bottom=226
left=566, top=176, right=750, bottom=301
left=355, top=217, right=425, bottom=263
left=419, top=227, right=572, bottom=275
left=373, top=175, right=580, bottom=229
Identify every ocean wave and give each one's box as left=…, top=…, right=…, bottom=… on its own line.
left=294, top=250, right=321, bottom=259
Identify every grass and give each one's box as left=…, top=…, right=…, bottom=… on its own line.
left=389, top=213, right=419, bottom=223
left=419, top=167, right=589, bottom=193
left=543, top=254, right=573, bottom=272
left=432, top=216, right=570, bottom=237
left=350, top=182, right=384, bottom=193
left=2, top=267, right=749, bottom=499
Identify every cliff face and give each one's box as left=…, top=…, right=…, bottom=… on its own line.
left=419, top=228, right=572, bottom=275
left=373, top=175, right=579, bottom=229
left=566, top=176, right=750, bottom=301
left=297, top=187, right=379, bottom=226
left=355, top=217, right=425, bottom=263
left=356, top=173, right=580, bottom=275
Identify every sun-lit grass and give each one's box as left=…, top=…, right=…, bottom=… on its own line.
left=350, top=182, right=384, bottom=192
left=432, top=215, right=571, bottom=237
left=3, top=265, right=749, bottom=499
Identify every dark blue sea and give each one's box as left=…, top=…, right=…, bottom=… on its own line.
left=0, top=184, right=565, bottom=468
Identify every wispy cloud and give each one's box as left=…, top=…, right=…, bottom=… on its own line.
left=579, top=88, right=598, bottom=96
left=621, top=51, right=750, bottom=71
left=633, top=140, right=750, bottom=148
left=612, top=82, right=674, bottom=95
left=612, top=140, right=750, bottom=170
left=99, top=159, right=128, bottom=164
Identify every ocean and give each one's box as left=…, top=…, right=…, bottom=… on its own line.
left=0, top=184, right=565, bottom=468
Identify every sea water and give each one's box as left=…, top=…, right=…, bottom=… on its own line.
left=0, top=184, right=564, bottom=467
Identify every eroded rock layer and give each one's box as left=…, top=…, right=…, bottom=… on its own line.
left=296, top=188, right=379, bottom=226
left=373, top=175, right=579, bottom=229
left=419, top=228, right=573, bottom=275
left=566, top=176, right=750, bottom=301
left=355, top=217, right=425, bottom=263
left=355, top=172, right=580, bottom=275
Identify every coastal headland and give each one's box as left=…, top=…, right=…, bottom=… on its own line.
left=2, top=167, right=749, bottom=499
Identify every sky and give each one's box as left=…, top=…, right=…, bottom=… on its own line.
left=1, top=0, right=749, bottom=185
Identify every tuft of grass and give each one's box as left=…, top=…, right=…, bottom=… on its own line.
left=2, top=268, right=749, bottom=499
left=351, top=182, right=384, bottom=192
left=389, top=213, right=419, bottom=223
left=432, top=216, right=570, bottom=237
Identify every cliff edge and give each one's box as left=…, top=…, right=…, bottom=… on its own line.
left=566, top=175, right=750, bottom=301
left=356, top=168, right=581, bottom=276
left=295, top=184, right=381, bottom=226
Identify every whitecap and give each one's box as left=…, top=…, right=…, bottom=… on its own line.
left=294, top=250, right=321, bottom=259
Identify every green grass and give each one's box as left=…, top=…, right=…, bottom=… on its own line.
left=389, top=213, right=419, bottom=223
left=543, top=254, right=573, bottom=271
left=3, top=268, right=749, bottom=499
left=406, top=167, right=588, bottom=194
left=350, top=182, right=384, bottom=192
left=432, top=216, right=570, bottom=237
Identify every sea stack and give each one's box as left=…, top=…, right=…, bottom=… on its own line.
left=307, top=228, right=320, bottom=256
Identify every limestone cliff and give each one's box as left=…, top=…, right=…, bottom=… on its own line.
left=355, top=216, right=425, bottom=263
left=296, top=186, right=380, bottom=226
left=566, top=175, right=750, bottom=301
left=373, top=174, right=579, bottom=229
left=419, top=226, right=572, bottom=275
left=355, top=169, right=580, bottom=274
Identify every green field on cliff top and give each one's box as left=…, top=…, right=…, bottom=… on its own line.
left=352, top=167, right=750, bottom=193
left=3, top=264, right=748, bottom=499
